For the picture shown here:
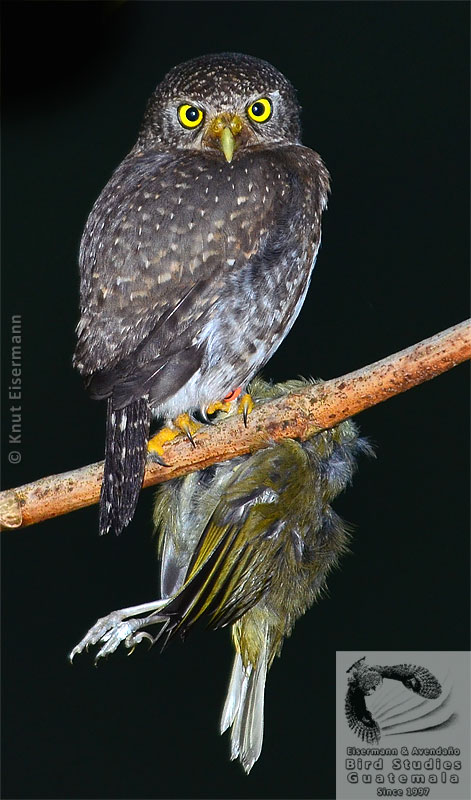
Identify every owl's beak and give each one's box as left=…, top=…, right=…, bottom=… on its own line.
left=220, top=128, right=235, bottom=163
left=206, top=114, right=244, bottom=163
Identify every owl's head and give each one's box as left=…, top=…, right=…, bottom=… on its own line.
left=137, top=53, right=302, bottom=160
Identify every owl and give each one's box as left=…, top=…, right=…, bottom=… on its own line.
left=74, top=53, right=330, bottom=535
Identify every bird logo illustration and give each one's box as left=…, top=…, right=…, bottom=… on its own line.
left=345, top=656, right=442, bottom=743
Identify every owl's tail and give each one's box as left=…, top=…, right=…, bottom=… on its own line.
left=99, top=397, right=151, bottom=535
left=220, top=623, right=269, bottom=774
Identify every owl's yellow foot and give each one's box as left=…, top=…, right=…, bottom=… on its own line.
left=238, top=393, right=255, bottom=427
left=206, top=387, right=242, bottom=415
left=148, top=413, right=201, bottom=462
left=206, top=388, right=254, bottom=426
left=206, top=386, right=240, bottom=416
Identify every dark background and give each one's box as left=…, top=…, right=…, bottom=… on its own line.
left=1, top=2, right=469, bottom=798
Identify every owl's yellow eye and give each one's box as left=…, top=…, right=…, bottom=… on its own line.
left=178, top=104, right=204, bottom=129
left=247, top=98, right=272, bottom=123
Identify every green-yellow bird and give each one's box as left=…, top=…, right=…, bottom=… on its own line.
left=70, top=378, right=371, bottom=772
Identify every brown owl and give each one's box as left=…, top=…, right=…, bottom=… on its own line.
left=74, top=53, right=330, bottom=535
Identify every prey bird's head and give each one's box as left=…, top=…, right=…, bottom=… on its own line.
left=137, top=52, right=302, bottom=161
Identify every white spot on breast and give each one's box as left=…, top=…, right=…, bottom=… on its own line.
left=226, top=258, right=235, bottom=266
left=237, top=196, right=247, bottom=205
left=207, top=232, right=214, bottom=242
left=129, top=291, right=148, bottom=300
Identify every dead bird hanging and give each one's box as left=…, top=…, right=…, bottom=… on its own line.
left=70, top=377, right=372, bottom=773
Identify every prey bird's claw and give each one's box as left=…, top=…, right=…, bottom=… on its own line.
left=69, top=613, right=150, bottom=664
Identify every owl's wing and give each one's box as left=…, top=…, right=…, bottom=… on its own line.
left=376, top=664, right=442, bottom=698
left=75, top=147, right=328, bottom=408
left=345, top=680, right=381, bottom=743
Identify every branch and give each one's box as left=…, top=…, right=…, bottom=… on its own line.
left=1, top=319, right=469, bottom=531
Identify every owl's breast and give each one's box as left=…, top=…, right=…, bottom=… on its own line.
left=76, top=144, right=328, bottom=380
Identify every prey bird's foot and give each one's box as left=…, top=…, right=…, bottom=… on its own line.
left=69, top=613, right=150, bottom=663
left=238, top=393, right=254, bottom=427
left=148, top=414, right=201, bottom=460
left=69, top=599, right=169, bottom=664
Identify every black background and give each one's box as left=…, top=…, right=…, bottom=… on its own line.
left=1, top=2, right=469, bottom=799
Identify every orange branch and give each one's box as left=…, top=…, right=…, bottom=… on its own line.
left=1, top=319, right=469, bottom=531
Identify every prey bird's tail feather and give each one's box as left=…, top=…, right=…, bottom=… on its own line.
left=99, top=397, right=151, bottom=535
left=220, top=626, right=269, bottom=774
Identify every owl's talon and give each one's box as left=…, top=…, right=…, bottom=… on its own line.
left=198, top=407, right=214, bottom=425
left=174, top=413, right=201, bottom=447
left=147, top=451, right=170, bottom=467
left=238, top=393, right=254, bottom=427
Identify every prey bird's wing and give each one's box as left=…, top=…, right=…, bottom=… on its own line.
left=155, top=439, right=315, bottom=644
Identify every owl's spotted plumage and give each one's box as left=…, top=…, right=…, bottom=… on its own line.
left=74, top=53, right=330, bottom=535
